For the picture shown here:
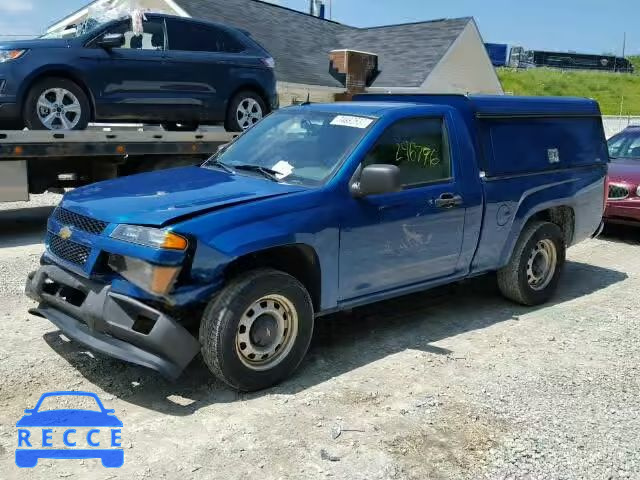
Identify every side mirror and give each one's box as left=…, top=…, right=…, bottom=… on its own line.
left=97, top=33, right=124, bottom=49
left=350, top=164, right=401, bottom=197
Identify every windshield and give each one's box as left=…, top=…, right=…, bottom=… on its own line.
left=41, top=17, right=112, bottom=39
left=608, top=130, right=640, bottom=159
left=203, top=109, right=375, bottom=186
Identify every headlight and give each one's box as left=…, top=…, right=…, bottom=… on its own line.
left=111, top=225, right=188, bottom=250
left=637, top=185, right=640, bottom=197
left=108, top=254, right=181, bottom=295
left=0, top=49, right=27, bottom=63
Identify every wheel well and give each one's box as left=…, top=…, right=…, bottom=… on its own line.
left=228, top=84, right=271, bottom=113
left=225, top=244, right=321, bottom=310
left=20, top=71, right=95, bottom=120
left=529, top=206, right=575, bottom=245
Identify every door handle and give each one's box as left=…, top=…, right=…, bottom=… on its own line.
left=434, top=193, right=463, bottom=209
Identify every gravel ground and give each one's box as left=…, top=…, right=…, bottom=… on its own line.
left=0, top=194, right=639, bottom=479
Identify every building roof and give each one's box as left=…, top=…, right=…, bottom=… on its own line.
left=177, top=0, right=471, bottom=88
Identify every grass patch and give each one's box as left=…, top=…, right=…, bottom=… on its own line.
left=497, top=67, right=640, bottom=115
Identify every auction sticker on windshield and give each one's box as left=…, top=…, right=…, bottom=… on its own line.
left=330, top=115, right=374, bottom=129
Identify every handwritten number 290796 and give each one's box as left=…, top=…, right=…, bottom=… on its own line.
left=396, top=141, right=441, bottom=167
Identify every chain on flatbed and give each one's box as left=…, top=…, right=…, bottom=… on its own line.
left=0, top=129, right=238, bottom=158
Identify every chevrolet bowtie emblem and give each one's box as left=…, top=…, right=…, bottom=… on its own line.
left=58, top=226, right=72, bottom=240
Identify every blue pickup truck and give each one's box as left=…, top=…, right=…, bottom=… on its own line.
left=26, top=95, right=607, bottom=391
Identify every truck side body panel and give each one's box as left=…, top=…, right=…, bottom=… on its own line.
left=355, top=94, right=608, bottom=274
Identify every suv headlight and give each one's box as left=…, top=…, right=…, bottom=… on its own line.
left=108, top=254, right=181, bottom=295
left=0, top=49, right=27, bottom=63
left=637, top=185, right=640, bottom=197
left=111, top=225, right=188, bottom=250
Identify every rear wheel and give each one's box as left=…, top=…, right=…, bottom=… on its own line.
left=24, top=77, right=90, bottom=131
left=497, top=221, right=566, bottom=305
left=225, top=90, right=266, bottom=132
left=199, top=269, right=314, bottom=391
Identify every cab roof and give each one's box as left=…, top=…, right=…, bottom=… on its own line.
left=286, top=101, right=424, bottom=117
left=288, top=95, right=602, bottom=119
left=353, top=93, right=602, bottom=117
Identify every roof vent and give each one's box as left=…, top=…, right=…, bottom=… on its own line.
left=309, top=0, right=325, bottom=19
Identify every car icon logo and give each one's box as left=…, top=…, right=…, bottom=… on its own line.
left=15, top=391, right=124, bottom=468
left=58, top=226, right=72, bottom=240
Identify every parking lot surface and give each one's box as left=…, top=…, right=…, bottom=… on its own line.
left=1, top=195, right=639, bottom=479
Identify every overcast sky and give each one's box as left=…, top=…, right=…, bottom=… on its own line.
left=0, top=0, right=638, bottom=55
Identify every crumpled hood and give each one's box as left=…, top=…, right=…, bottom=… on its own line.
left=61, top=166, right=306, bottom=226
left=608, top=160, right=640, bottom=185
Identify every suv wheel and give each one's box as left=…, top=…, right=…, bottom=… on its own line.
left=199, top=269, right=314, bottom=391
left=497, top=221, right=566, bottom=305
left=24, top=78, right=90, bottom=131
left=225, top=91, right=266, bottom=132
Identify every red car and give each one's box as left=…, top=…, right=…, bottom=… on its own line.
left=606, top=126, right=640, bottom=225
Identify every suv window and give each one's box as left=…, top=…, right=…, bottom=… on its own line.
left=363, top=118, right=451, bottom=187
left=97, top=18, right=165, bottom=50
left=166, top=19, right=245, bottom=53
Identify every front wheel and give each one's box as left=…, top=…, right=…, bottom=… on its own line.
left=225, top=90, right=266, bottom=132
left=497, top=221, right=566, bottom=306
left=24, top=77, right=90, bottom=131
left=199, top=269, right=314, bottom=391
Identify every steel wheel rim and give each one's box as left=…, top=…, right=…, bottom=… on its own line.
left=236, top=98, right=263, bottom=130
left=526, top=239, right=557, bottom=291
left=37, top=88, right=81, bottom=130
left=235, top=294, right=298, bottom=371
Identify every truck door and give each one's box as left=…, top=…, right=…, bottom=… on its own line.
left=339, top=116, right=467, bottom=300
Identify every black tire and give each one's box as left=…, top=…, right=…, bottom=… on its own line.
left=224, top=90, right=266, bottom=132
left=24, top=77, right=90, bottom=130
left=161, top=122, right=199, bottom=131
left=497, top=221, right=566, bottom=306
left=199, top=268, right=314, bottom=391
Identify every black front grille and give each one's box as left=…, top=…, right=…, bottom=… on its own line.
left=608, top=185, right=629, bottom=200
left=53, top=208, right=107, bottom=235
left=47, top=233, right=91, bottom=267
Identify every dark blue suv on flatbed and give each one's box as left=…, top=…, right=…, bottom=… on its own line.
left=0, top=14, right=278, bottom=131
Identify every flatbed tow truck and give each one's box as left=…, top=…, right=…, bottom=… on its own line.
left=0, top=128, right=237, bottom=202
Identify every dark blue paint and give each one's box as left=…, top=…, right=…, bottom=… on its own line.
left=0, top=14, right=276, bottom=125
left=44, top=97, right=605, bottom=315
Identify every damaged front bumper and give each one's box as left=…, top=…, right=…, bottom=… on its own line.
left=26, top=265, right=200, bottom=379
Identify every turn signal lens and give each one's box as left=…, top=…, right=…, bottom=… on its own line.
left=0, top=49, right=27, bottom=63
left=162, top=232, right=188, bottom=250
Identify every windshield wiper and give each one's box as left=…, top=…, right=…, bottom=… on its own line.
left=233, top=164, right=280, bottom=182
left=204, top=159, right=235, bottom=174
